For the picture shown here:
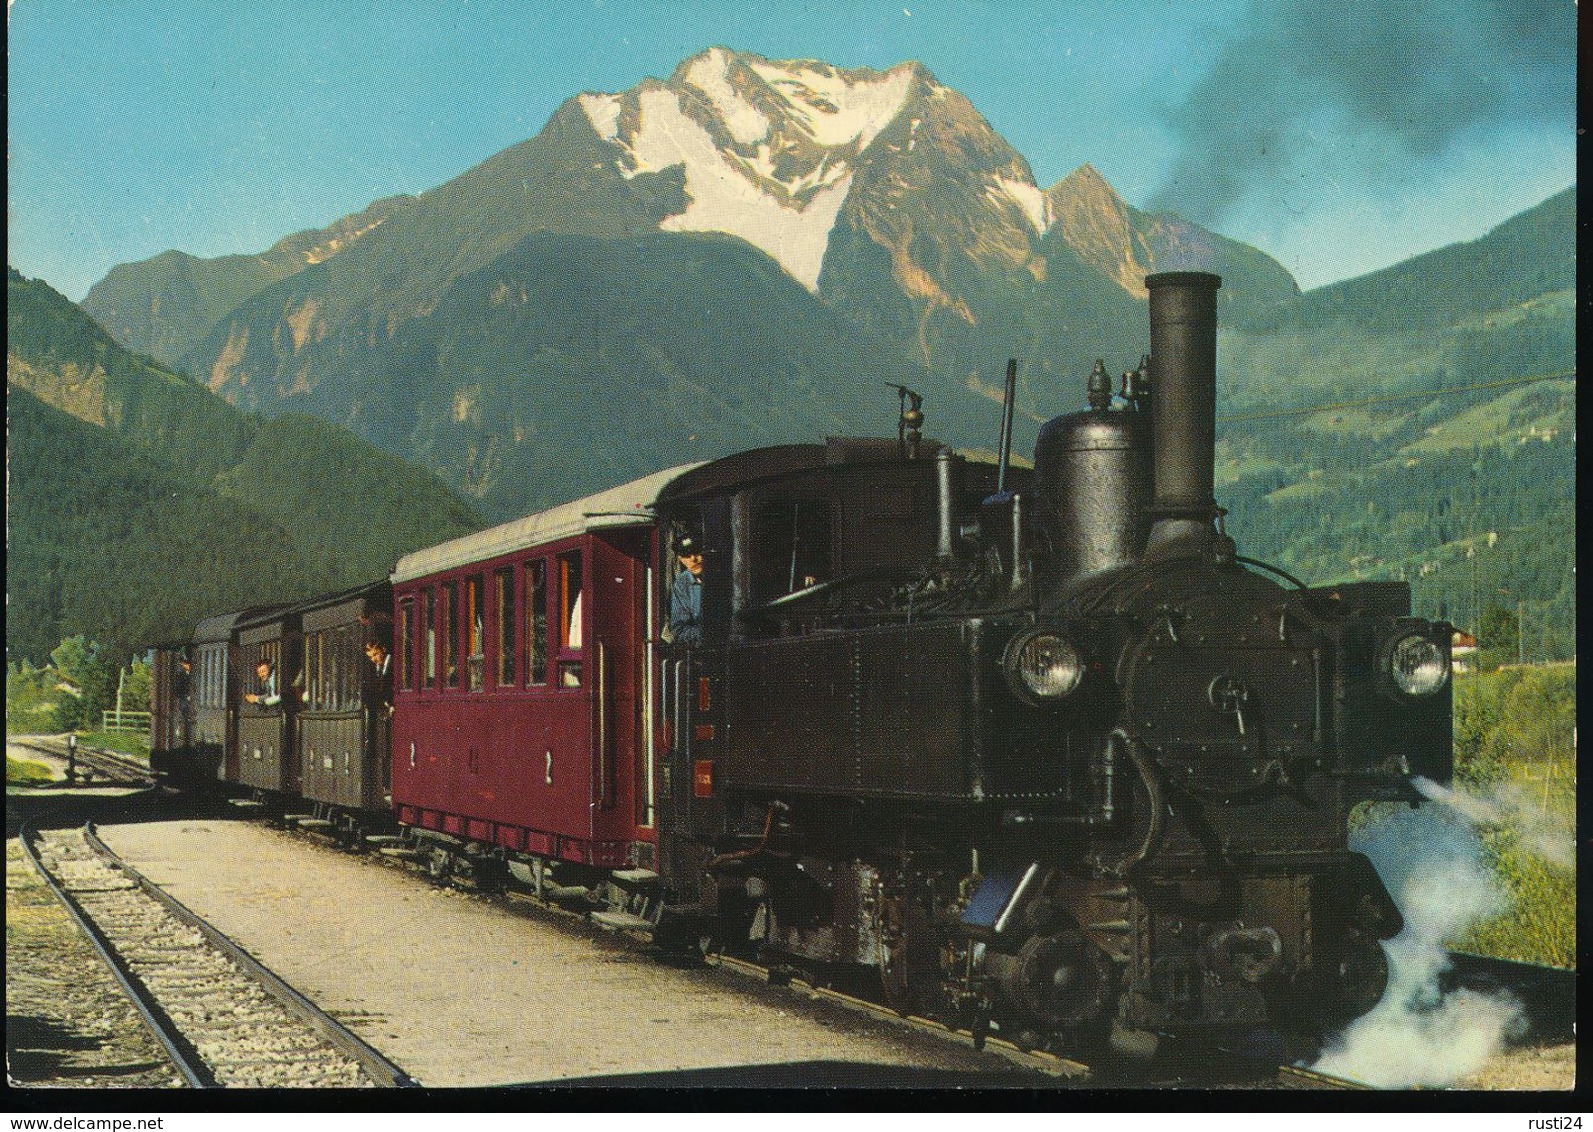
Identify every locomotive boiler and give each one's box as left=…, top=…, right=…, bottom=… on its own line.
left=654, top=271, right=1453, bottom=1054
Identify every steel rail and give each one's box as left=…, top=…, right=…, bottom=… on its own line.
left=11, top=736, right=153, bottom=785
left=78, top=823, right=419, bottom=1088
left=19, top=823, right=213, bottom=1088
left=1275, top=1064, right=1369, bottom=1089
left=702, top=950, right=1089, bottom=1079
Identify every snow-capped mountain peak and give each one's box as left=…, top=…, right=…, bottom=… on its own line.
left=576, top=48, right=928, bottom=290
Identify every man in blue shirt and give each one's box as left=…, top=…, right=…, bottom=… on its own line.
left=669, top=536, right=704, bottom=646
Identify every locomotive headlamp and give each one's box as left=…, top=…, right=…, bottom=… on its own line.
left=1004, top=631, right=1085, bottom=703
left=1383, top=632, right=1450, bottom=697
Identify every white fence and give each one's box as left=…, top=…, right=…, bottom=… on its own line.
left=100, top=708, right=152, bottom=733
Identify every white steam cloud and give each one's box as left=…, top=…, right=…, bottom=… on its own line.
left=1412, top=775, right=1575, bottom=870
left=1309, top=805, right=1525, bottom=1088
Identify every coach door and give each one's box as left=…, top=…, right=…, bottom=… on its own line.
left=588, top=529, right=649, bottom=855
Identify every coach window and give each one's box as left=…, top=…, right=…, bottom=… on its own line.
left=495, top=568, right=516, bottom=687
left=423, top=589, right=438, bottom=687
left=397, top=598, right=414, bottom=692
left=557, top=549, right=584, bottom=688
left=335, top=624, right=358, bottom=710
left=466, top=574, right=485, bottom=692
left=440, top=582, right=458, bottom=689
left=526, top=560, right=548, bottom=687
left=304, top=631, right=323, bottom=709
left=243, top=640, right=282, bottom=709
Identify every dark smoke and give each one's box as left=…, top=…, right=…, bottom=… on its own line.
left=1149, top=0, right=1576, bottom=225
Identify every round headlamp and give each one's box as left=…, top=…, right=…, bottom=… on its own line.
left=1385, top=632, right=1449, bottom=697
left=1003, top=631, right=1084, bottom=703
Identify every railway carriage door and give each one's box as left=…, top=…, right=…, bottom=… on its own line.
left=283, top=633, right=303, bottom=797
left=223, top=644, right=241, bottom=782
left=523, top=547, right=597, bottom=847
left=590, top=530, right=649, bottom=852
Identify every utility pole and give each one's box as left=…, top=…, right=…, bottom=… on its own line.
left=1468, top=545, right=1478, bottom=640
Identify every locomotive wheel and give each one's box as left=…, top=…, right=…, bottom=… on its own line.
left=1009, top=929, right=1114, bottom=1032
left=425, top=847, right=454, bottom=881
left=1288, top=928, right=1390, bottom=1029
left=1329, top=928, right=1390, bottom=1021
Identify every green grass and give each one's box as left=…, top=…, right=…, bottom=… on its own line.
left=1447, top=664, right=1576, bottom=968
left=1454, top=822, right=1575, bottom=967
left=6, top=755, right=54, bottom=785
left=1400, top=381, right=1574, bottom=453
left=77, top=730, right=152, bottom=760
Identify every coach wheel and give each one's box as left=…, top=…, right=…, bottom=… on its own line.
left=426, top=847, right=453, bottom=881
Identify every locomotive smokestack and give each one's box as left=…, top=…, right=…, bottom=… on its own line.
left=1144, top=271, right=1222, bottom=558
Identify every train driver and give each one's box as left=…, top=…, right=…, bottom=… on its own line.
left=244, top=660, right=281, bottom=707
left=669, top=535, right=704, bottom=647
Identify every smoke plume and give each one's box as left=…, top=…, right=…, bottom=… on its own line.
left=1149, top=0, right=1576, bottom=225
left=1308, top=805, right=1525, bottom=1088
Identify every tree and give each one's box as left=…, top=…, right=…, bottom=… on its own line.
left=49, top=635, right=113, bottom=731
left=1477, top=604, right=1520, bottom=672
left=122, top=656, right=154, bottom=714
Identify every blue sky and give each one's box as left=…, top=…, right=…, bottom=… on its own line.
left=8, top=0, right=1575, bottom=301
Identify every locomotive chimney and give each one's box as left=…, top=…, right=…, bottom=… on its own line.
left=1144, top=271, right=1223, bottom=559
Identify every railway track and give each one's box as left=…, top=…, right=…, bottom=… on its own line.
left=10, top=735, right=154, bottom=786
left=20, top=823, right=416, bottom=1089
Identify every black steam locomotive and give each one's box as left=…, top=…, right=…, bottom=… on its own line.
left=153, top=271, right=1452, bottom=1059
left=650, top=272, right=1452, bottom=1054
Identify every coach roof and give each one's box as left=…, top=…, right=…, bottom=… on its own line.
left=391, top=463, right=705, bottom=584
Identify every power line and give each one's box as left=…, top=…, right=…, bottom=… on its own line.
left=1217, top=370, right=1575, bottom=424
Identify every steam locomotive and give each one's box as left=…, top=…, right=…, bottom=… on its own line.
left=150, top=271, right=1453, bottom=1056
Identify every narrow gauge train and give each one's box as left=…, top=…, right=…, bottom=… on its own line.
left=150, top=272, right=1453, bottom=1056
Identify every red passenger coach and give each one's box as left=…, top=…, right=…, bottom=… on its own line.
left=390, top=466, right=697, bottom=873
